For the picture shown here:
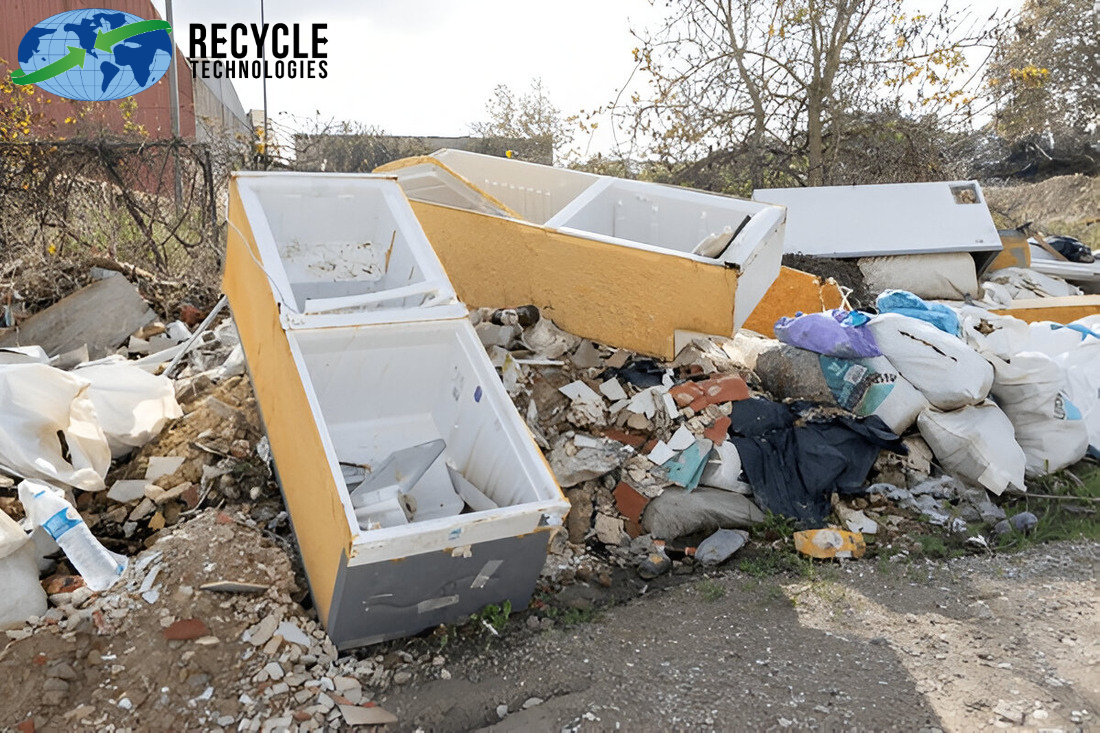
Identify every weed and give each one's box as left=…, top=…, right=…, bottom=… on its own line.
left=751, top=511, right=798, bottom=542
left=546, top=605, right=600, bottom=626
left=698, top=578, right=726, bottom=602
left=997, top=464, right=1100, bottom=551
left=475, top=600, right=512, bottom=635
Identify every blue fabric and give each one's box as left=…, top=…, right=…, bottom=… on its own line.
left=1052, top=323, right=1100, bottom=341
left=875, top=290, right=960, bottom=335
left=774, top=309, right=881, bottom=359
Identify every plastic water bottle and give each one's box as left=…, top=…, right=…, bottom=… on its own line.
left=18, top=480, right=127, bottom=591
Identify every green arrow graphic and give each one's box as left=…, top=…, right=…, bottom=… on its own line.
left=94, top=19, right=172, bottom=53
left=11, top=46, right=86, bottom=85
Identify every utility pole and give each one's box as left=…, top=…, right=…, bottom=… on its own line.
left=165, top=0, right=183, bottom=208
left=261, top=0, right=269, bottom=169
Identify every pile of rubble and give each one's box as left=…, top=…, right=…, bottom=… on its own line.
left=472, top=292, right=1097, bottom=577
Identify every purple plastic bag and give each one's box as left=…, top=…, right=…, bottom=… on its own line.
left=774, top=309, right=882, bottom=359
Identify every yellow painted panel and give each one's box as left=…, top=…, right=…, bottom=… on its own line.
left=408, top=201, right=740, bottom=358
left=223, top=183, right=352, bottom=624
left=992, top=295, right=1100, bottom=324
left=743, top=266, right=845, bottom=337
left=989, top=230, right=1031, bottom=272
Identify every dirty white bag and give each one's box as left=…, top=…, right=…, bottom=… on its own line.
left=0, top=510, right=47, bottom=629
left=1058, top=340, right=1100, bottom=450
left=859, top=252, right=979, bottom=300
left=869, top=313, right=993, bottom=410
left=916, top=402, right=1026, bottom=495
left=990, top=351, right=1089, bottom=474
left=0, top=364, right=111, bottom=491
left=73, top=360, right=183, bottom=458
left=958, top=306, right=1032, bottom=361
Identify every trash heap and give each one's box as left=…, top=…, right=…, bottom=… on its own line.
left=473, top=290, right=1099, bottom=575
left=0, top=275, right=284, bottom=630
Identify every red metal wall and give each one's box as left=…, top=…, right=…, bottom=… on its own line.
left=2, top=0, right=197, bottom=139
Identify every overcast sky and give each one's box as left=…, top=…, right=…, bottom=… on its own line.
left=150, top=0, right=1020, bottom=155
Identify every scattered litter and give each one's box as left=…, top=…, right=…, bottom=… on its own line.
left=793, top=529, right=867, bottom=560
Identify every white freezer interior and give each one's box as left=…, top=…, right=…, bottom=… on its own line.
left=234, top=173, right=457, bottom=317
left=430, top=148, right=600, bottom=225
left=545, top=177, right=785, bottom=266
left=290, top=319, right=564, bottom=544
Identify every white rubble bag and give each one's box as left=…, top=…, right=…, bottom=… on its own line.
left=0, top=364, right=111, bottom=491
left=990, top=351, right=1089, bottom=475
left=0, top=510, right=47, bottom=630
left=957, top=306, right=1032, bottom=361
left=917, top=402, right=1027, bottom=495
left=73, top=360, right=183, bottom=458
left=859, top=252, right=979, bottom=300
left=868, top=313, right=994, bottom=411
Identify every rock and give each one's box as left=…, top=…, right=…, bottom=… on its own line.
left=522, top=697, right=544, bottom=709
left=564, top=485, right=595, bottom=544
left=1009, top=511, right=1038, bottom=534
left=248, top=614, right=280, bottom=646
left=637, top=551, right=672, bottom=579
left=275, top=620, right=311, bottom=648
left=496, top=704, right=509, bottom=719
left=393, top=671, right=412, bottom=685
left=594, top=513, right=625, bottom=546
left=43, top=678, right=70, bottom=692
left=264, top=662, right=285, bottom=681
left=548, top=440, right=630, bottom=488
left=339, top=704, right=397, bottom=726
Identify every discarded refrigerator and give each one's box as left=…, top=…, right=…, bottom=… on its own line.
left=376, top=150, right=789, bottom=358
left=223, top=172, right=568, bottom=649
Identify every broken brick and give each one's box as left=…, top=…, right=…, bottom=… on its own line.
left=598, top=428, right=648, bottom=449
left=704, top=416, right=732, bottom=443
left=669, top=381, right=705, bottom=408
left=613, top=482, right=650, bottom=539
left=15, top=718, right=34, bottom=733
left=687, top=374, right=749, bottom=412
left=162, top=618, right=210, bottom=641
left=42, top=574, right=85, bottom=596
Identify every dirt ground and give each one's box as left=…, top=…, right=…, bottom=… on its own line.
left=378, top=541, right=1098, bottom=733
left=984, top=175, right=1099, bottom=249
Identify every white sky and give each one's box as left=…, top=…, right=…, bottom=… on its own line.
left=150, top=0, right=1020, bottom=155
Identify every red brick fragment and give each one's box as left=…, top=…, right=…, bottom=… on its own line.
left=42, top=574, right=84, bottom=595
left=613, top=482, right=650, bottom=539
left=703, top=416, right=732, bottom=443
left=162, top=618, right=210, bottom=641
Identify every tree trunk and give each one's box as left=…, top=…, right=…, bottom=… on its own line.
left=806, top=96, right=825, bottom=186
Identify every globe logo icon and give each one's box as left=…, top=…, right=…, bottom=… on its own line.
left=14, top=9, right=173, bottom=102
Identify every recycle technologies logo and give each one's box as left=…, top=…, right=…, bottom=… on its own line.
left=13, top=9, right=172, bottom=102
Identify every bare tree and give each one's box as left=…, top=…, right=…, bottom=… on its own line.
left=470, top=78, right=574, bottom=161
left=631, top=0, right=1001, bottom=187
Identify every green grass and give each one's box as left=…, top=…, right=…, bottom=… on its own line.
left=697, top=578, right=726, bottom=602
left=995, top=464, right=1100, bottom=551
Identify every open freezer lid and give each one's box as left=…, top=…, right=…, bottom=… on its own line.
left=753, top=181, right=1004, bottom=259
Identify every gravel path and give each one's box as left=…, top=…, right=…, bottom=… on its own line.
left=380, top=541, right=1098, bottom=732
